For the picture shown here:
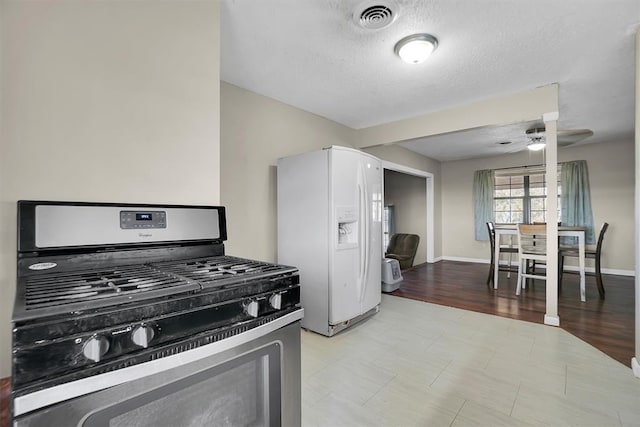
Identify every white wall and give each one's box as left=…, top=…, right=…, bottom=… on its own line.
left=441, top=139, right=634, bottom=272
left=220, top=82, right=355, bottom=262
left=384, top=170, right=427, bottom=265
left=0, top=1, right=221, bottom=378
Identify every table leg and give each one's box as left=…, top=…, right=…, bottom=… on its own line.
left=493, top=233, right=500, bottom=289
left=506, top=235, right=512, bottom=278
left=579, top=232, right=586, bottom=302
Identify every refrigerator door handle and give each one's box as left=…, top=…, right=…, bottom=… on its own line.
left=358, top=164, right=370, bottom=302
left=358, top=181, right=366, bottom=298
left=360, top=171, right=371, bottom=301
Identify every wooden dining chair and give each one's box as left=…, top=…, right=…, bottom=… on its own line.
left=559, top=222, right=609, bottom=299
left=516, top=224, right=547, bottom=296
left=486, top=222, right=518, bottom=287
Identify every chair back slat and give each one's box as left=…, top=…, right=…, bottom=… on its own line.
left=517, top=224, right=547, bottom=257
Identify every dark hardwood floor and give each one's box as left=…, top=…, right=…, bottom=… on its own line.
left=391, top=260, right=635, bottom=367
left=0, top=378, right=8, bottom=427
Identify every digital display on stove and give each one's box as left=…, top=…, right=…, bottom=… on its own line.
left=120, top=210, right=166, bottom=229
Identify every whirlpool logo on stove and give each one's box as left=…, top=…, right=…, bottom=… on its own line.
left=28, top=262, right=57, bottom=271
left=138, top=233, right=153, bottom=238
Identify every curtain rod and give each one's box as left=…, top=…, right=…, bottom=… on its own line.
left=492, top=161, right=571, bottom=172
left=492, top=163, right=545, bottom=171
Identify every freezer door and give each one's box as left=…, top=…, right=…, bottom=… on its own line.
left=329, top=149, right=382, bottom=324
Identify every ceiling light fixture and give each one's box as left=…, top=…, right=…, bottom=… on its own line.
left=394, top=33, right=438, bottom=64
left=527, top=141, right=546, bottom=151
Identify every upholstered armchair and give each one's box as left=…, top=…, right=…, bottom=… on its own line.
left=385, top=233, right=420, bottom=270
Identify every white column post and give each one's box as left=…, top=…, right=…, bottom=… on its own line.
left=632, top=27, right=640, bottom=378
left=543, top=112, right=560, bottom=326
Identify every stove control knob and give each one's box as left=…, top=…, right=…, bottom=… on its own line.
left=244, top=300, right=259, bottom=318
left=269, top=293, right=282, bottom=310
left=132, top=325, right=155, bottom=349
left=82, top=335, right=109, bottom=363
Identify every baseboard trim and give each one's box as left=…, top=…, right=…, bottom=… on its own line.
left=562, top=265, right=635, bottom=277
left=442, top=256, right=490, bottom=264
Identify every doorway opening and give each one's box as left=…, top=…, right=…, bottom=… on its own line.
left=381, top=161, right=434, bottom=264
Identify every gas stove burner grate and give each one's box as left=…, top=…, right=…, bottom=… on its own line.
left=23, top=264, right=194, bottom=311
left=16, top=256, right=298, bottom=321
left=155, top=256, right=298, bottom=287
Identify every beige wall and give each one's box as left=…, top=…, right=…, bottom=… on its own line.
left=634, top=26, right=639, bottom=369
left=355, top=85, right=559, bottom=148
left=363, top=144, right=441, bottom=179
left=220, top=83, right=356, bottom=262
left=363, top=144, right=442, bottom=259
left=0, top=1, right=221, bottom=377
left=441, top=139, right=634, bottom=272
left=220, top=84, right=448, bottom=263
left=383, top=170, right=427, bottom=265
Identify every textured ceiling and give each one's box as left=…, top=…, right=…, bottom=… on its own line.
left=221, top=0, right=639, bottom=161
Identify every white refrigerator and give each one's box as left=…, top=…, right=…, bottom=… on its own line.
left=277, top=146, right=382, bottom=336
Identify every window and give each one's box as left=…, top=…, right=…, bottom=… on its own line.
left=494, top=170, right=561, bottom=224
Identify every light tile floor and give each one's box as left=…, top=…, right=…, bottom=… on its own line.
left=301, top=295, right=640, bottom=426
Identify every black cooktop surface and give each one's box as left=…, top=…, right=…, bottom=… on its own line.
left=14, top=255, right=298, bottom=322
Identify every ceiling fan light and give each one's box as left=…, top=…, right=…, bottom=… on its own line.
left=527, top=141, right=546, bottom=151
left=394, top=33, right=438, bottom=64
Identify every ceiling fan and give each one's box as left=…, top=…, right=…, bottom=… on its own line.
left=525, top=126, right=594, bottom=151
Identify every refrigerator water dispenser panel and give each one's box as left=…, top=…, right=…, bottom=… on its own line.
left=336, top=206, right=358, bottom=249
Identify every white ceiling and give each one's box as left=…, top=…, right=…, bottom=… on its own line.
left=220, top=0, right=639, bottom=161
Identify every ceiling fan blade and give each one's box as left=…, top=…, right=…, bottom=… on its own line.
left=557, top=129, right=593, bottom=146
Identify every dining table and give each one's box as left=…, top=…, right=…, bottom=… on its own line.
left=493, top=224, right=587, bottom=302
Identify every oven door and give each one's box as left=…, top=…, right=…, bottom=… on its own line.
left=13, top=318, right=301, bottom=427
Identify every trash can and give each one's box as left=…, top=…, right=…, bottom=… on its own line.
left=381, top=258, right=403, bottom=292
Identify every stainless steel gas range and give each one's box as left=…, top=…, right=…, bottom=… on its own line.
left=11, top=200, right=303, bottom=426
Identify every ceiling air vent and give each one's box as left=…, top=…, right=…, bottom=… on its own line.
left=353, top=1, right=397, bottom=30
